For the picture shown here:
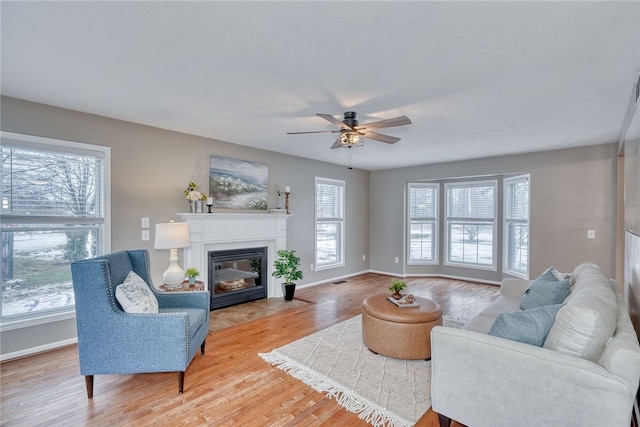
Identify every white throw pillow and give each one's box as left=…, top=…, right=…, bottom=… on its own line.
left=115, top=271, right=159, bottom=314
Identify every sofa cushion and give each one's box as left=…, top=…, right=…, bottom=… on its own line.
left=488, top=304, right=563, bottom=346
left=115, top=271, right=159, bottom=314
left=543, top=263, right=617, bottom=362
left=520, top=268, right=571, bottom=310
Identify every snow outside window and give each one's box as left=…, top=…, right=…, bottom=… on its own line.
left=504, top=174, right=529, bottom=277
left=445, top=180, right=497, bottom=269
left=1, top=132, right=110, bottom=323
left=408, top=182, right=438, bottom=263
left=315, top=177, right=345, bottom=270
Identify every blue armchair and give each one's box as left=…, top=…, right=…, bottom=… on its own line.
left=70, top=249, right=210, bottom=398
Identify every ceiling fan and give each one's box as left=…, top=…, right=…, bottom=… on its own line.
left=287, top=111, right=412, bottom=149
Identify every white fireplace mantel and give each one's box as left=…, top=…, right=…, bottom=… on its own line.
left=178, top=213, right=292, bottom=298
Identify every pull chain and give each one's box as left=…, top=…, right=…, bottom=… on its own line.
left=348, top=146, right=353, bottom=170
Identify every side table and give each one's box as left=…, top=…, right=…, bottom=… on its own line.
left=159, top=280, right=205, bottom=292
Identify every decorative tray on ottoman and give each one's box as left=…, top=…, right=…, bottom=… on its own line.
left=387, top=296, right=420, bottom=308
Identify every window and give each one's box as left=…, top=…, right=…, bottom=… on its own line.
left=315, top=177, right=345, bottom=270
left=1, top=132, right=110, bottom=323
left=445, top=180, right=496, bottom=269
left=504, top=174, right=529, bottom=277
left=407, top=182, right=438, bottom=263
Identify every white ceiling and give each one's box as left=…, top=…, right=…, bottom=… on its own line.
left=2, top=1, right=639, bottom=171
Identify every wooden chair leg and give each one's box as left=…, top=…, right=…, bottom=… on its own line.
left=85, top=375, right=94, bottom=399
left=201, top=340, right=206, bottom=355
left=177, top=371, right=185, bottom=394
left=437, top=413, right=451, bottom=427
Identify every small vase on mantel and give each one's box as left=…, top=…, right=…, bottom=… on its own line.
left=189, top=201, right=196, bottom=213
left=195, top=200, right=203, bottom=213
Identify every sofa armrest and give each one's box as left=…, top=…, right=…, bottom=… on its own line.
left=430, top=326, right=635, bottom=427
left=500, top=277, right=531, bottom=298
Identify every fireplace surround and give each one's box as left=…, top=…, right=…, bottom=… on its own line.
left=178, top=213, right=291, bottom=304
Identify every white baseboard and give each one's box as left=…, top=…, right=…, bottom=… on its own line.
left=403, top=272, right=501, bottom=286
left=1, top=338, right=77, bottom=362
left=296, top=270, right=500, bottom=289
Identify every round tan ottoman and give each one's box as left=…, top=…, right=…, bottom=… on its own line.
left=362, top=293, right=442, bottom=360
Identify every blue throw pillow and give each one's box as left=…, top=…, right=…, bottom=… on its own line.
left=520, top=268, right=571, bottom=310
left=489, top=304, right=564, bottom=346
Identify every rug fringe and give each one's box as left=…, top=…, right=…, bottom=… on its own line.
left=258, top=350, right=414, bottom=427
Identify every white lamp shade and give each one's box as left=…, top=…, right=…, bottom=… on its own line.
left=154, top=222, right=190, bottom=249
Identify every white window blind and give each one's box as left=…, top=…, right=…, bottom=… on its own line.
left=445, top=180, right=496, bottom=268
left=1, top=132, right=109, bottom=322
left=504, top=174, right=529, bottom=277
left=315, top=177, right=345, bottom=270
left=408, top=183, right=438, bottom=263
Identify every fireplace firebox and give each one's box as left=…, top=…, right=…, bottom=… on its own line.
left=208, top=247, right=267, bottom=310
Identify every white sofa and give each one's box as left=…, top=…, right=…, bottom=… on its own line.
left=430, top=262, right=640, bottom=427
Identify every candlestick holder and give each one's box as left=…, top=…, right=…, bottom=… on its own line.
left=207, top=204, right=213, bottom=213
left=285, top=191, right=290, bottom=214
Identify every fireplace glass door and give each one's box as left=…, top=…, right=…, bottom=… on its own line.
left=208, top=247, right=267, bottom=310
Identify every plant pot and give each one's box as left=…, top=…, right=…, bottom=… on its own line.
left=283, top=283, right=296, bottom=301
left=391, top=291, right=403, bottom=300
left=188, top=276, right=196, bottom=285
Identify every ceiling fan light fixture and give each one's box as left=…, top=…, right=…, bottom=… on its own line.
left=337, top=132, right=365, bottom=148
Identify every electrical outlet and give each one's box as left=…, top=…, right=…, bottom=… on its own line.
left=141, top=230, right=149, bottom=241
left=362, top=255, right=366, bottom=261
left=587, top=229, right=596, bottom=239
left=310, top=263, right=314, bottom=271
left=141, top=217, right=149, bottom=228
left=394, top=257, right=399, bottom=264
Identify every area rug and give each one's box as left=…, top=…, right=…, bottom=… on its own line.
left=259, top=315, right=463, bottom=427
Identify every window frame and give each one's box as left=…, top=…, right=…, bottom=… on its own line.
left=0, top=131, right=111, bottom=328
left=503, top=174, right=530, bottom=278
left=314, top=176, right=345, bottom=271
left=407, top=182, right=439, bottom=265
left=444, top=179, right=497, bottom=271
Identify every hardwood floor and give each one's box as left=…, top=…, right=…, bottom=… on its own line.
left=1, top=273, right=498, bottom=427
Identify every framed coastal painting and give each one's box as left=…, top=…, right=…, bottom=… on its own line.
left=209, top=155, right=268, bottom=210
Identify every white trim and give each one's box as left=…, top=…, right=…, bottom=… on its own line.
left=406, top=182, right=439, bottom=265
left=314, top=176, right=346, bottom=270
left=503, top=174, right=530, bottom=278
left=0, top=338, right=77, bottom=362
left=444, top=179, right=498, bottom=271
left=0, top=131, right=111, bottom=324
left=0, top=309, right=76, bottom=332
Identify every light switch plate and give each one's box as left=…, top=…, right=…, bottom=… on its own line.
left=141, top=217, right=149, bottom=229
left=587, top=229, right=595, bottom=239
left=141, top=230, right=150, bottom=241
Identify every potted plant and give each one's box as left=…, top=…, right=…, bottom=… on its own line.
left=389, top=279, right=407, bottom=300
left=185, top=267, right=200, bottom=285
left=272, top=249, right=303, bottom=301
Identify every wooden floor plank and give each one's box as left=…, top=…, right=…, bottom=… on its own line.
left=1, top=273, right=497, bottom=426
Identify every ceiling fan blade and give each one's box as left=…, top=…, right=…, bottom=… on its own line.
left=357, top=116, right=412, bottom=130
left=317, top=113, right=352, bottom=129
left=360, top=131, right=400, bottom=144
left=330, top=140, right=345, bottom=149
left=286, top=130, right=340, bottom=135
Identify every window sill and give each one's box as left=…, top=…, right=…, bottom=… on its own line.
left=0, top=309, right=76, bottom=332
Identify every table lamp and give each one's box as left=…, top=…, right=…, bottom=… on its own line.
left=154, top=221, right=191, bottom=289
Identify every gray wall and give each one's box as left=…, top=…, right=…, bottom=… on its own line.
left=370, top=143, right=619, bottom=282
left=0, top=96, right=370, bottom=357
left=0, top=95, right=621, bottom=358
